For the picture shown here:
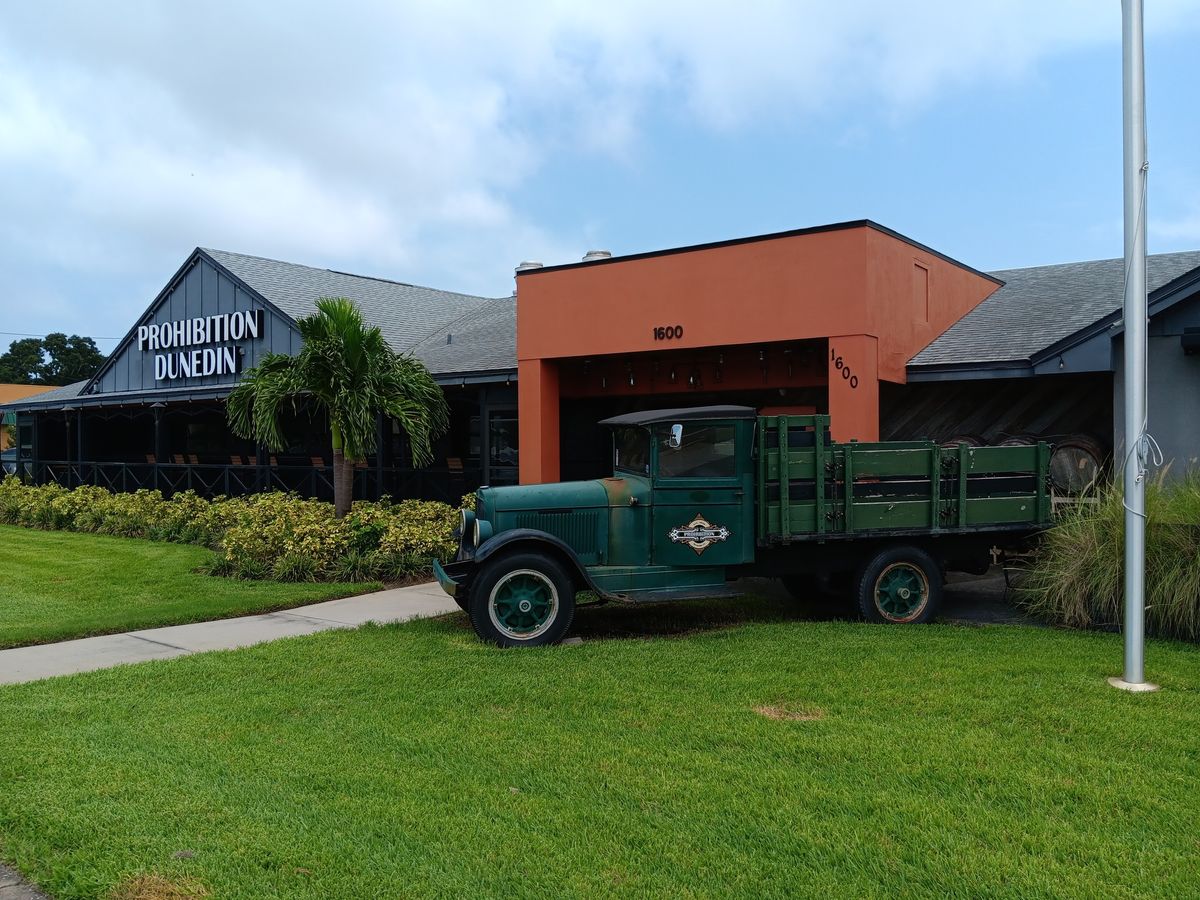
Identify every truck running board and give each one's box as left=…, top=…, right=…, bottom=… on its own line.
left=613, top=584, right=745, bottom=604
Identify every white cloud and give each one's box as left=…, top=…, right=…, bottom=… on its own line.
left=1153, top=207, right=1200, bottom=243
left=0, top=0, right=1198, bottom=338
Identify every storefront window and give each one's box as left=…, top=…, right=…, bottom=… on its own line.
left=487, top=410, right=519, bottom=485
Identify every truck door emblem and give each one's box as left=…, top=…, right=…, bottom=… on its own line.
left=669, top=515, right=730, bottom=555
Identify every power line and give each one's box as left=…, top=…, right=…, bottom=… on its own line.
left=0, top=330, right=121, bottom=341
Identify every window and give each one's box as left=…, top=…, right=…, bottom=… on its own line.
left=613, top=427, right=651, bottom=475
left=656, top=423, right=736, bottom=478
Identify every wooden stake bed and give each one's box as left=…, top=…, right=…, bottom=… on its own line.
left=756, top=415, right=1052, bottom=545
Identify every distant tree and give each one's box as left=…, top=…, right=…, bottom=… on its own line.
left=39, top=333, right=106, bottom=385
left=0, top=339, right=46, bottom=384
left=227, top=297, right=449, bottom=518
left=0, top=334, right=107, bottom=385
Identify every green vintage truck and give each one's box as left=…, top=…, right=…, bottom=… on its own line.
left=434, top=406, right=1052, bottom=646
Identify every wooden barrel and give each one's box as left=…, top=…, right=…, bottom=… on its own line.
left=998, top=432, right=1040, bottom=447
left=939, top=433, right=985, bottom=448
left=1049, top=434, right=1107, bottom=494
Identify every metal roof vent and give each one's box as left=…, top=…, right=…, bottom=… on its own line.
left=581, top=250, right=612, bottom=262
left=515, top=261, right=543, bottom=274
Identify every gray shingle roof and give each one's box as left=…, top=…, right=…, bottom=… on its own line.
left=204, top=248, right=498, bottom=355
left=911, top=250, right=1200, bottom=367
left=409, top=296, right=517, bottom=376
left=8, top=381, right=87, bottom=406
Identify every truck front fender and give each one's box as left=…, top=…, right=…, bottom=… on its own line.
left=474, top=529, right=615, bottom=600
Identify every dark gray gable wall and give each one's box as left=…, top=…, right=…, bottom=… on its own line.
left=86, top=251, right=301, bottom=396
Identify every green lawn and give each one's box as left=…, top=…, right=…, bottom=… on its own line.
left=0, top=526, right=378, bottom=648
left=0, top=597, right=1197, bottom=899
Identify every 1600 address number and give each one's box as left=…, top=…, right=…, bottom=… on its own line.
left=830, top=347, right=860, bottom=389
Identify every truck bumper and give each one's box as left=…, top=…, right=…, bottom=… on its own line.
left=432, top=558, right=473, bottom=599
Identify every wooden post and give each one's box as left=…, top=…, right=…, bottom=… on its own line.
left=814, top=416, right=826, bottom=537
left=375, top=412, right=385, bottom=501
left=1036, top=441, right=1050, bottom=522
left=844, top=442, right=855, bottom=535
left=76, top=410, right=84, bottom=484
left=957, top=443, right=969, bottom=527
left=930, top=444, right=941, bottom=531
left=756, top=414, right=767, bottom=539
left=778, top=416, right=791, bottom=539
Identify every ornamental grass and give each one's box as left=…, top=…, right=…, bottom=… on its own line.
left=0, top=476, right=462, bottom=584
left=1018, top=474, right=1200, bottom=641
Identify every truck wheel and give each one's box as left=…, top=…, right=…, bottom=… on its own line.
left=468, top=552, right=575, bottom=647
left=855, top=546, right=942, bottom=624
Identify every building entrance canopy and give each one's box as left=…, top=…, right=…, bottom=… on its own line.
left=514, top=220, right=1002, bottom=484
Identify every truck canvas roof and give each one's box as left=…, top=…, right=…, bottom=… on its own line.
left=598, top=406, right=758, bottom=427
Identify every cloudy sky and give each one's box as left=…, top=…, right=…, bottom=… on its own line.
left=2, top=1, right=1199, bottom=353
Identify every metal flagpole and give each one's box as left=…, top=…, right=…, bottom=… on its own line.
left=1110, top=0, right=1158, bottom=693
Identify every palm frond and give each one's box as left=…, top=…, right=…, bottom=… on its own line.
left=227, top=297, right=449, bottom=467
left=226, top=353, right=304, bottom=451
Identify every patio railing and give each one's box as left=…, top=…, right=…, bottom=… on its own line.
left=30, top=460, right=481, bottom=504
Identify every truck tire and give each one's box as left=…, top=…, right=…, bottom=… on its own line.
left=468, top=551, right=576, bottom=647
left=854, top=546, right=942, bottom=624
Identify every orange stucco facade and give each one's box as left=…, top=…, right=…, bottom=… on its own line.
left=515, top=222, right=1000, bottom=484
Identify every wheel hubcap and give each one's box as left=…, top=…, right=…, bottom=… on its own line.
left=489, top=569, right=558, bottom=640
left=874, top=563, right=929, bottom=622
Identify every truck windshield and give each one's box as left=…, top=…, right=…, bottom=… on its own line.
left=613, top=427, right=651, bottom=475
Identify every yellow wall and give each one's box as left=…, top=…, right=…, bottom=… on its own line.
left=0, top=385, right=54, bottom=449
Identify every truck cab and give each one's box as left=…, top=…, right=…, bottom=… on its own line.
left=435, top=406, right=759, bottom=645
left=434, top=404, right=1051, bottom=646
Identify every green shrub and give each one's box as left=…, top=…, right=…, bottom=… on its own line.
left=1019, top=475, right=1200, bottom=641
left=0, top=477, right=465, bottom=585
left=330, top=549, right=376, bottom=583
left=346, top=513, right=387, bottom=555
left=370, top=550, right=431, bottom=583
left=374, top=549, right=432, bottom=585
left=234, top=556, right=268, bottom=581
left=376, top=498, right=457, bottom=560
left=272, top=552, right=319, bottom=583
left=195, top=552, right=238, bottom=578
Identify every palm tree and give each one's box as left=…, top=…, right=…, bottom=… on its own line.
left=227, top=297, right=448, bottom=517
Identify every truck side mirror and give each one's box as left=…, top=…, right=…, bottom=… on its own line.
left=668, top=423, right=683, bottom=449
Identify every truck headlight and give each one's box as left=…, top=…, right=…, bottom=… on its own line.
left=473, top=518, right=493, bottom=546
left=460, top=508, right=475, bottom=544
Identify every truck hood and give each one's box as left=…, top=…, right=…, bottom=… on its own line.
left=478, top=476, right=647, bottom=515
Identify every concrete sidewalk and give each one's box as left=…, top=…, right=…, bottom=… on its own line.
left=0, top=862, right=48, bottom=900
left=0, top=582, right=458, bottom=686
